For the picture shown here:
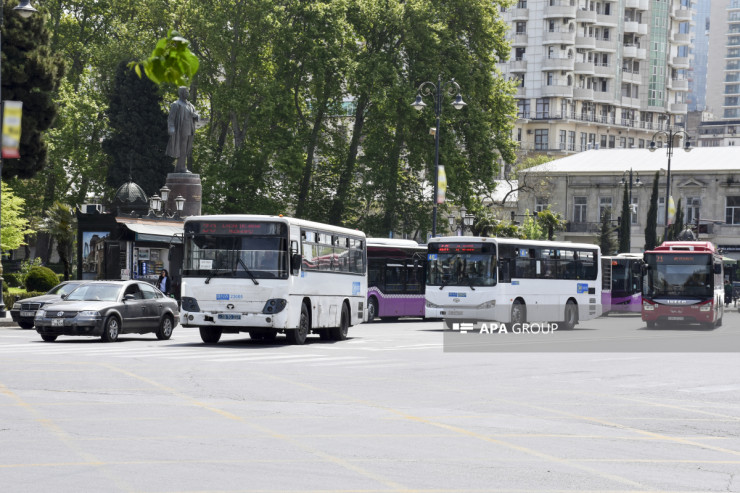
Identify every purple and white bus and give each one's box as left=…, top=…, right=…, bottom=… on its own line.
left=601, top=253, right=643, bottom=315
left=367, top=239, right=426, bottom=321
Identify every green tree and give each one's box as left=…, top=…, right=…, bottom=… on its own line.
left=520, top=210, right=545, bottom=240
left=619, top=185, right=631, bottom=253
left=1, top=182, right=34, bottom=252
left=1, top=1, right=65, bottom=180
left=102, top=60, right=170, bottom=196
left=597, top=208, right=616, bottom=255
left=644, top=171, right=659, bottom=251
left=536, top=207, right=566, bottom=241
left=40, top=202, right=76, bottom=280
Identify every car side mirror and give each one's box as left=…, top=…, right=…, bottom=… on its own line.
left=124, top=294, right=136, bottom=301
left=60, top=294, right=67, bottom=300
left=291, top=253, right=302, bottom=275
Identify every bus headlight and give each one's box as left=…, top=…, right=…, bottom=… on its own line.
left=477, top=300, right=496, bottom=309
left=426, top=300, right=441, bottom=309
left=262, top=299, right=287, bottom=314
left=699, top=305, right=712, bottom=312
left=181, top=297, right=201, bottom=312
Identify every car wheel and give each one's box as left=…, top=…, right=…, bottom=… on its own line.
left=286, top=303, right=309, bottom=345
left=200, top=327, right=222, bottom=344
left=101, top=316, right=120, bottom=342
left=19, top=321, right=34, bottom=330
left=156, top=315, right=174, bottom=340
left=41, top=334, right=57, bottom=342
left=367, top=297, right=378, bottom=322
left=329, top=304, right=350, bottom=341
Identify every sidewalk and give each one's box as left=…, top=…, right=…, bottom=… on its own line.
left=0, top=310, right=18, bottom=328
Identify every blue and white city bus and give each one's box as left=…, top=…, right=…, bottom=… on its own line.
left=179, top=215, right=367, bottom=344
left=425, top=237, right=602, bottom=330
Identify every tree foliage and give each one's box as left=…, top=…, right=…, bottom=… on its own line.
left=618, top=185, right=631, bottom=253
left=1, top=182, right=34, bottom=252
left=40, top=201, right=76, bottom=280
left=644, top=171, right=659, bottom=251
left=597, top=208, right=616, bottom=255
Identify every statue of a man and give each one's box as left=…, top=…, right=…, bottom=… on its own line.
left=166, top=86, right=199, bottom=173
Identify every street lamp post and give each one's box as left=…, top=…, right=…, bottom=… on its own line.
left=448, top=206, right=475, bottom=236
left=411, top=76, right=466, bottom=238
left=619, top=169, right=642, bottom=251
left=648, top=129, right=692, bottom=233
left=0, top=0, right=38, bottom=317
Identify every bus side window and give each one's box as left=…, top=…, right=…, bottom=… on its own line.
left=499, top=259, right=512, bottom=283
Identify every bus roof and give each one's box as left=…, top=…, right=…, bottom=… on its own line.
left=427, top=236, right=600, bottom=251
left=649, top=241, right=717, bottom=253
left=184, top=214, right=366, bottom=238
left=367, top=238, right=422, bottom=248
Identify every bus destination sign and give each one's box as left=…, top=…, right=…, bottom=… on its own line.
left=198, top=222, right=279, bottom=235
left=654, top=254, right=708, bottom=265
left=436, top=243, right=482, bottom=254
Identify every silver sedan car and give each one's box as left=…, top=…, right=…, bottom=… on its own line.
left=34, top=280, right=179, bottom=342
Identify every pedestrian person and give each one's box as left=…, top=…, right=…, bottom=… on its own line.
left=158, top=269, right=171, bottom=296
left=724, top=279, right=733, bottom=307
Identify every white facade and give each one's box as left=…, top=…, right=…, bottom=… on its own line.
left=500, top=0, right=693, bottom=155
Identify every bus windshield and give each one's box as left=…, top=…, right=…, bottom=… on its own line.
left=644, top=253, right=713, bottom=298
left=611, top=259, right=640, bottom=296
left=183, top=222, right=289, bottom=279
left=426, top=243, right=496, bottom=287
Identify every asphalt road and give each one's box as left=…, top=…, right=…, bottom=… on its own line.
left=0, top=312, right=739, bottom=492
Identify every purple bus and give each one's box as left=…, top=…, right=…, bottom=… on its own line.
left=601, top=254, right=643, bottom=315
left=367, top=239, right=426, bottom=321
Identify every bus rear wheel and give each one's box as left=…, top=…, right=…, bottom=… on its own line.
left=329, top=304, right=350, bottom=341
left=561, top=300, right=578, bottom=330
left=200, top=326, right=222, bottom=344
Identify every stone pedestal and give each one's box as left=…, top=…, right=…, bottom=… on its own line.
left=165, top=173, right=202, bottom=217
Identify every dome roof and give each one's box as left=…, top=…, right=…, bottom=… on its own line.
left=114, top=181, right=148, bottom=206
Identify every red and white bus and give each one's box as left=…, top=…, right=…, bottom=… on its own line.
left=641, top=241, right=725, bottom=329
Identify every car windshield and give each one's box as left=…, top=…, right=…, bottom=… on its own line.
left=65, top=284, right=122, bottom=302
left=49, top=283, right=84, bottom=296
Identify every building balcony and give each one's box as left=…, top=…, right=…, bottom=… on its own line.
left=510, top=8, right=529, bottom=21
left=573, top=87, right=594, bottom=100
left=595, top=14, right=618, bottom=27
left=515, top=87, right=526, bottom=98
left=574, top=62, right=595, bottom=75
left=511, top=33, right=528, bottom=46
left=622, top=71, right=641, bottom=84
left=670, top=102, right=688, bottom=113
left=670, top=56, right=691, bottom=69
left=672, top=32, right=691, bottom=45
left=542, top=56, right=575, bottom=71
left=638, top=23, right=648, bottom=35
left=575, top=36, right=596, bottom=50
left=625, top=0, right=649, bottom=10
left=624, top=21, right=639, bottom=34
left=576, top=9, right=597, bottom=23
left=509, top=59, right=527, bottom=72
left=623, top=45, right=637, bottom=58
left=544, top=3, right=576, bottom=19
left=621, top=96, right=641, bottom=108
left=541, top=84, right=573, bottom=98
left=669, top=78, right=689, bottom=91
left=595, top=39, right=617, bottom=52
left=566, top=222, right=600, bottom=233
left=672, top=7, right=694, bottom=23
left=543, top=30, right=576, bottom=45
left=593, top=90, right=616, bottom=104
left=594, top=64, right=615, bottom=77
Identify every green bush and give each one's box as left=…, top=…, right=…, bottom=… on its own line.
left=3, top=272, right=24, bottom=288
left=4, top=291, right=46, bottom=308
left=25, top=266, right=59, bottom=293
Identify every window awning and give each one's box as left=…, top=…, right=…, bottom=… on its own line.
left=119, top=221, right=184, bottom=244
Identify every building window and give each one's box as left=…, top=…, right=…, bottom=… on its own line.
left=535, top=197, right=548, bottom=213
left=657, top=197, right=665, bottom=226
left=568, top=131, right=576, bottom=151
left=536, top=98, right=550, bottom=118
left=534, top=129, right=549, bottom=150
left=580, top=132, right=587, bottom=151
left=559, top=130, right=567, bottom=150
left=638, top=139, right=645, bottom=148
left=628, top=137, right=635, bottom=148
left=609, top=135, right=616, bottom=148
left=726, top=197, right=740, bottom=224
left=574, top=197, right=588, bottom=223
left=686, top=197, right=701, bottom=225
left=600, top=134, right=607, bottom=148
left=517, top=99, right=530, bottom=118
left=516, top=21, right=526, bottom=34
left=599, top=197, right=612, bottom=221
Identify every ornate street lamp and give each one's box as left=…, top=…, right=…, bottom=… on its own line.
left=649, top=129, right=692, bottom=231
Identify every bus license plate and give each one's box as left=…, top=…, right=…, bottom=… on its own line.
left=20, top=311, right=35, bottom=317
left=218, top=314, right=241, bottom=320
left=51, top=319, right=64, bottom=327
left=667, top=316, right=683, bottom=321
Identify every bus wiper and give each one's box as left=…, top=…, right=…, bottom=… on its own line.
left=468, top=280, right=476, bottom=291
left=439, top=279, right=447, bottom=290
left=237, top=257, right=259, bottom=285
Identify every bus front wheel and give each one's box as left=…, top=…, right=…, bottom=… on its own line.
left=367, top=297, right=378, bottom=322
left=561, top=301, right=578, bottom=330
left=287, top=304, right=309, bottom=345
left=510, top=300, right=526, bottom=327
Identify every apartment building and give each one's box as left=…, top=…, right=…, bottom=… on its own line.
left=705, top=0, right=740, bottom=119
left=499, top=0, right=694, bottom=154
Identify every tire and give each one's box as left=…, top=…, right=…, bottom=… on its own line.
left=286, top=303, right=309, bottom=345
left=329, top=304, right=350, bottom=341
left=510, top=300, right=526, bottom=326
left=367, top=297, right=378, bottom=322
left=560, top=300, right=578, bottom=330
left=19, top=321, right=34, bottom=330
left=156, top=315, right=174, bottom=340
left=41, top=334, right=57, bottom=342
left=101, top=316, right=120, bottom=342
left=200, top=326, right=222, bottom=344
left=646, top=320, right=657, bottom=328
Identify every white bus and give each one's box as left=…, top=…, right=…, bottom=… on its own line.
left=425, top=237, right=602, bottom=329
left=179, top=215, right=367, bottom=344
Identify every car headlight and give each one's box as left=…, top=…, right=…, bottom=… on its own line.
left=36, top=310, right=45, bottom=319
left=12, top=302, right=21, bottom=310
left=78, top=310, right=102, bottom=318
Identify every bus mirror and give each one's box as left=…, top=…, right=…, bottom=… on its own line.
left=714, top=263, right=722, bottom=274
left=291, top=253, right=302, bottom=273
left=632, top=262, right=642, bottom=275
